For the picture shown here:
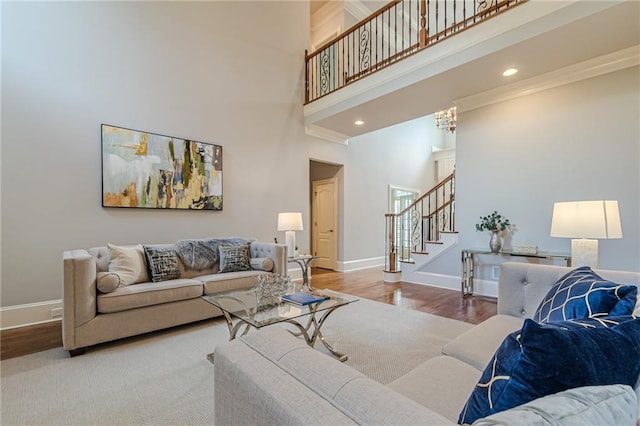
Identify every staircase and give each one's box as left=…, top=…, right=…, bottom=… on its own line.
left=384, top=172, right=456, bottom=283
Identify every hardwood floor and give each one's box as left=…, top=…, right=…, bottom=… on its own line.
left=310, top=267, right=496, bottom=325
left=1, top=320, right=62, bottom=361
left=0, top=267, right=496, bottom=360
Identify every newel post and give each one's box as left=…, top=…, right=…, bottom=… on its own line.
left=385, top=213, right=397, bottom=272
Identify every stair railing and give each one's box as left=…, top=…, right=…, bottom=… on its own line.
left=385, top=172, right=455, bottom=272
left=306, top=0, right=526, bottom=104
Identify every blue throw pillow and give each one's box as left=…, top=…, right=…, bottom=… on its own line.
left=458, top=316, right=640, bottom=425
left=532, top=266, right=637, bottom=323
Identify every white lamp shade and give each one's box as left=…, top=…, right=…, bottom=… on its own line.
left=550, top=200, right=622, bottom=239
left=277, top=212, right=303, bottom=231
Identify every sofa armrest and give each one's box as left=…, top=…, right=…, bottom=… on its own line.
left=63, top=249, right=97, bottom=350
left=250, top=242, right=287, bottom=275
left=471, top=384, right=638, bottom=426
left=215, top=327, right=455, bottom=425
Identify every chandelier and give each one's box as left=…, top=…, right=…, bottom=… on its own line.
left=435, top=107, right=456, bottom=133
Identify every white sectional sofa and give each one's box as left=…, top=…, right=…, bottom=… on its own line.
left=214, top=262, right=640, bottom=425
left=62, top=238, right=286, bottom=356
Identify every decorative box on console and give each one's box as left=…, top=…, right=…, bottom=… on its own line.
left=513, top=244, right=539, bottom=255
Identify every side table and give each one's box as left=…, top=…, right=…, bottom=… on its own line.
left=288, top=255, right=318, bottom=291
left=461, top=249, right=571, bottom=297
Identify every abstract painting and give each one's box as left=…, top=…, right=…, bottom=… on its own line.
left=101, top=124, right=222, bottom=210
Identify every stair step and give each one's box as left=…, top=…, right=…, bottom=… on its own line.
left=399, top=260, right=415, bottom=264
left=424, top=240, right=444, bottom=245
left=411, top=251, right=429, bottom=255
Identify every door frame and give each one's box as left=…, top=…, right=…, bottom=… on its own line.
left=311, top=177, right=338, bottom=270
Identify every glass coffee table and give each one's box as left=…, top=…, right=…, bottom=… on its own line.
left=202, top=288, right=358, bottom=363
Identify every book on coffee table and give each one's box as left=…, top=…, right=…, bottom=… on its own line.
left=281, top=292, right=329, bottom=306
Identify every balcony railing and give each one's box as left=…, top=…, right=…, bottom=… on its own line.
left=305, top=0, right=526, bottom=104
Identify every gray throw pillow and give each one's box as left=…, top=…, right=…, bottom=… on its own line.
left=143, top=245, right=181, bottom=282
left=218, top=245, right=251, bottom=273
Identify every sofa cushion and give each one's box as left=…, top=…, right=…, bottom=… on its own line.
left=96, top=272, right=121, bottom=293
left=107, top=243, right=149, bottom=285
left=200, top=270, right=263, bottom=295
left=458, top=316, right=640, bottom=424
left=143, top=245, right=181, bottom=282
left=388, top=355, right=481, bottom=422
left=442, top=315, right=523, bottom=371
left=250, top=257, right=274, bottom=272
left=471, top=385, right=638, bottom=426
left=237, top=327, right=455, bottom=425
left=97, top=278, right=203, bottom=313
left=532, top=266, right=637, bottom=323
left=218, top=244, right=251, bottom=273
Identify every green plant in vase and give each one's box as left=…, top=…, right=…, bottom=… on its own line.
left=476, top=211, right=512, bottom=253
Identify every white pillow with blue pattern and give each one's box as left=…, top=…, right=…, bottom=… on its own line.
left=532, top=266, right=637, bottom=323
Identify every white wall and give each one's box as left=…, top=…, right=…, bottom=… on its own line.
left=1, top=1, right=438, bottom=309
left=1, top=1, right=323, bottom=307
left=428, top=66, right=640, bottom=278
left=344, top=116, right=438, bottom=260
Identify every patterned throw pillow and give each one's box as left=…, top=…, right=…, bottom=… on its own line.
left=143, top=246, right=181, bottom=282
left=532, top=266, right=637, bottom=323
left=458, top=316, right=640, bottom=425
left=218, top=245, right=251, bottom=273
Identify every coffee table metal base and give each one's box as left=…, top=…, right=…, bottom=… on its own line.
left=209, top=302, right=348, bottom=363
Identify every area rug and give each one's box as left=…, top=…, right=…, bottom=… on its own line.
left=0, top=294, right=472, bottom=425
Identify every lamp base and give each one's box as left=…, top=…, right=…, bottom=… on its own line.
left=285, top=231, right=296, bottom=258
left=571, top=239, right=598, bottom=269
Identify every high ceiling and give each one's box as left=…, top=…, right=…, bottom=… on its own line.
left=304, top=0, right=640, bottom=139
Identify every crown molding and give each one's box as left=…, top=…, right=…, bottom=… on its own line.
left=305, top=124, right=350, bottom=145
left=455, top=45, right=640, bottom=113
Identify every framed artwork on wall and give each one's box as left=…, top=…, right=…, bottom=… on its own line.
left=101, top=124, right=223, bottom=210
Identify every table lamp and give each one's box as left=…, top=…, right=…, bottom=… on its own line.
left=277, top=212, right=303, bottom=258
left=550, top=200, right=622, bottom=268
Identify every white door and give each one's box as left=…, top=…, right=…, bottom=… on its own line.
left=312, top=178, right=337, bottom=270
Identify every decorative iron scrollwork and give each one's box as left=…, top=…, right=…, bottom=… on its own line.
left=477, top=0, right=497, bottom=13
left=320, top=49, right=330, bottom=94
left=359, top=27, right=370, bottom=71
left=411, top=208, right=422, bottom=250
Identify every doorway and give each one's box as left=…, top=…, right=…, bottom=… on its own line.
left=310, top=160, right=342, bottom=271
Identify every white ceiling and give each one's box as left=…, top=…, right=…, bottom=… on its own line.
left=304, top=0, right=640, bottom=139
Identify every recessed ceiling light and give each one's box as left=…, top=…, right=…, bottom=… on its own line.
left=354, top=120, right=364, bottom=126
left=502, top=68, right=518, bottom=77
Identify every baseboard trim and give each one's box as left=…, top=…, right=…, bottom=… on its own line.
left=1, top=300, right=63, bottom=330
left=403, top=272, right=498, bottom=298
left=336, top=257, right=385, bottom=272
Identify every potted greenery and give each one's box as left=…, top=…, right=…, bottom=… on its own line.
left=476, top=211, right=512, bottom=253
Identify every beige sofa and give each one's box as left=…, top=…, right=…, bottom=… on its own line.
left=63, top=238, right=286, bottom=356
left=214, top=262, right=640, bottom=425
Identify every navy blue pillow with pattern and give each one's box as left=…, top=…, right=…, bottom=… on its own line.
left=458, top=315, right=640, bottom=425
left=532, top=266, right=637, bottom=323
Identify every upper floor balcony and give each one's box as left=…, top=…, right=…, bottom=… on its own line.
left=303, top=0, right=639, bottom=143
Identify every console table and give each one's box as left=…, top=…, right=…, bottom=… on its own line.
left=461, top=249, right=571, bottom=297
